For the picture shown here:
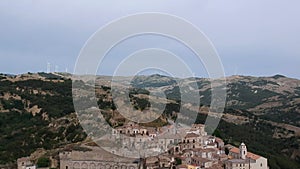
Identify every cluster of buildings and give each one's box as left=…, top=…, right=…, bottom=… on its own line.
left=108, top=122, right=214, bottom=157
left=17, top=122, right=269, bottom=169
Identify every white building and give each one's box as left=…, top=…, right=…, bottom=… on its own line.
left=17, top=157, right=36, bottom=169
left=225, top=143, right=268, bottom=169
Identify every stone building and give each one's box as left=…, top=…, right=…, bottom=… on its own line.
left=191, top=156, right=213, bottom=168
left=17, top=157, right=36, bottom=169
left=225, top=159, right=251, bottom=169
left=144, top=154, right=175, bottom=169
left=59, top=150, right=140, bottom=169
left=225, top=143, right=268, bottom=169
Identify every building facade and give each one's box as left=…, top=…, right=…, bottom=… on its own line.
left=59, top=151, right=140, bottom=169
left=225, top=143, right=268, bottom=169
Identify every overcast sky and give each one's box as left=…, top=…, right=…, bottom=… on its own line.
left=0, top=0, right=299, bottom=78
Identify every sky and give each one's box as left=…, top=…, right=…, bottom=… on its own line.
left=0, top=0, right=299, bottom=79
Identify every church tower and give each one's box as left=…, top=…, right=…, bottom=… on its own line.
left=239, top=142, right=247, bottom=159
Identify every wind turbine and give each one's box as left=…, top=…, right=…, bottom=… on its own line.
left=47, top=62, right=51, bottom=73
left=55, top=65, right=59, bottom=72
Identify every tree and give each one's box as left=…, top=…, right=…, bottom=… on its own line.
left=37, top=157, right=50, bottom=168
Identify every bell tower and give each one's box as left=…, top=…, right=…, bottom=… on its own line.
left=239, top=142, right=247, bottom=159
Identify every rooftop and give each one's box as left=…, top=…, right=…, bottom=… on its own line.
left=185, top=133, right=200, bottom=138
left=227, top=159, right=249, bottom=164
left=229, top=147, right=261, bottom=160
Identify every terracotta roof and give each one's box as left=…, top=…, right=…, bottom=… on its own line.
left=191, top=148, right=217, bottom=153
left=228, top=155, right=234, bottom=159
left=185, top=133, right=200, bottom=138
left=179, top=156, right=191, bottom=160
left=182, top=149, right=194, bottom=153
left=146, top=157, right=159, bottom=164
left=224, top=144, right=234, bottom=149
left=148, top=131, right=157, bottom=134
left=208, top=164, right=224, bottom=169
left=177, top=164, right=188, bottom=168
left=227, top=159, right=248, bottom=164
left=204, top=148, right=218, bottom=152
left=229, top=147, right=261, bottom=160
left=215, top=137, right=224, bottom=142
left=191, top=156, right=210, bottom=163
left=219, top=154, right=228, bottom=158
left=156, top=132, right=182, bottom=139
left=247, top=152, right=261, bottom=160
left=229, top=147, right=239, bottom=154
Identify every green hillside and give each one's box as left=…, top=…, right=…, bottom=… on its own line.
left=0, top=73, right=299, bottom=169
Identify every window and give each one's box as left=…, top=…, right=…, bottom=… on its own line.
left=66, top=166, right=68, bottom=169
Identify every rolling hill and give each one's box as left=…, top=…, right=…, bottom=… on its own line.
left=0, top=72, right=299, bottom=169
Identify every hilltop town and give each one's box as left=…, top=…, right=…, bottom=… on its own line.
left=1, top=73, right=299, bottom=169
left=17, top=122, right=268, bottom=169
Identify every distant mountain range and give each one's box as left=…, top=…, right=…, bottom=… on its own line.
left=0, top=72, right=299, bottom=169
